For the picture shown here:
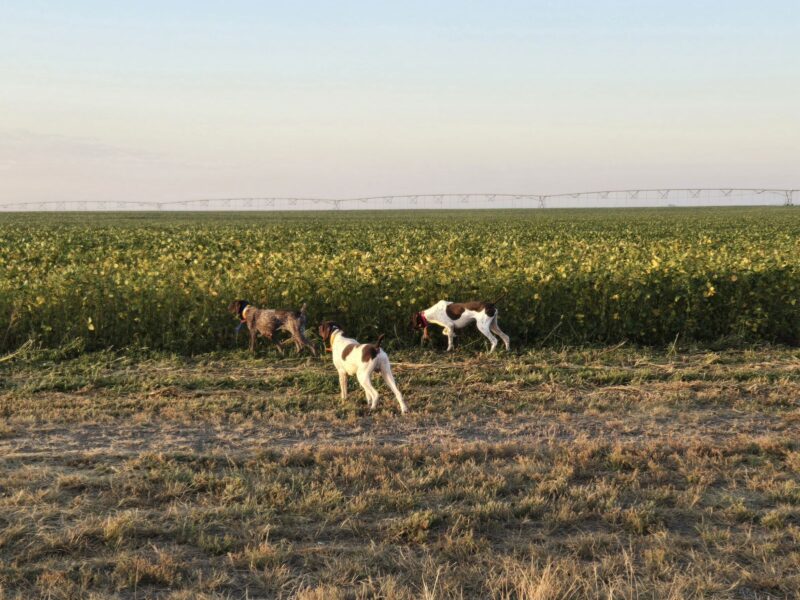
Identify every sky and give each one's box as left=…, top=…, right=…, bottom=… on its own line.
left=1, top=1, right=798, bottom=205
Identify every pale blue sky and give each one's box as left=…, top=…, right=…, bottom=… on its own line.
left=1, top=1, right=798, bottom=203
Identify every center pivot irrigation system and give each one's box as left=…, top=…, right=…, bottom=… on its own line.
left=0, top=188, right=796, bottom=211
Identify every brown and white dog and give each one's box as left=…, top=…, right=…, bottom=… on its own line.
left=229, top=299, right=317, bottom=356
left=412, top=300, right=510, bottom=352
left=318, top=321, right=408, bottom=414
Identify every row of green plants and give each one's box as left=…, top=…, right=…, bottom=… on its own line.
left=1, top=209, right=798, bottom=353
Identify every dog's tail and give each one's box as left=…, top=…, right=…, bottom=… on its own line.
left=362, top=334, right=386, bottom=362
left=491, top=291, right=507, bottom=306
left=298, top=303, right=308, bottom=329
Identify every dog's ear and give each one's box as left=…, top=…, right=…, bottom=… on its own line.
left=410, top=312, right=424, bottom=331
left=318, top=321, right=331, bottom=343
left=319, top=321, right=340, bottom=343
left=228, top=300, right=249, bottom=317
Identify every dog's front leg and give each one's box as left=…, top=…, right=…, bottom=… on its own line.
left=249, top=329, right=257, bottom=353
left=338, top=370, right=348, bottom=401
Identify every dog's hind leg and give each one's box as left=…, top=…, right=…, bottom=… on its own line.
left=477, top=320, right=499, bottom=353
left=297, top=335, right=318, bottom=357
left=357, top=369, right=379, bottom=410
left=279, top=336, right=306, bottom=355
left=266, top=335, right=284, bottom=355
left=490, top=318, right=510, bottom=350
left=283, top=325, right=318, bottom=357
left=379, top=359, right=408, bottom=414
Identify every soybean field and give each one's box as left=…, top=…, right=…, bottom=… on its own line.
left=1, top=207, right=799, bottom=354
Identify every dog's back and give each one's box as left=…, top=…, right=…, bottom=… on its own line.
left=445, top=300, right=496, bottom=321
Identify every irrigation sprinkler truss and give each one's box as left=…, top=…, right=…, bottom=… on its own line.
left=0, top=188, right=796, bottom=211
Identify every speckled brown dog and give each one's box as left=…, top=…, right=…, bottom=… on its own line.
left=228, top=299, right=317, bottom=356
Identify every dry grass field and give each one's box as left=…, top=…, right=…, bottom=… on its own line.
left=2, top=343, right=799, bottom=598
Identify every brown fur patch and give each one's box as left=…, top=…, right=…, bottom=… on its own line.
left=446, top=301, right=496, bottom=320
left=361, top=344, right=380, bottom=362
left=341, top=343, right=357, bottom=360
left=228, top=299, right=249, bottom=318
left=318, top=321, right=340, bottom=346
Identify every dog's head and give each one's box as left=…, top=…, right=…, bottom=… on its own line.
left=410, top=311, right=427, bottom=331
left=228, top=299, right=250, bottom=319
left=318, top=321, right=341, bottom=346
left=411, top=311, right=430, bottom=340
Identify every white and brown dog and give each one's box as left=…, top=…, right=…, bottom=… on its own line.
left=318, top=321, right=408, bottom=414
left=412, top=300, right=510, bottom=352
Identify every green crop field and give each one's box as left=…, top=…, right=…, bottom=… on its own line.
left=1, top=208, right=799, bottom=599
left=1, top=207, right=799, bottom=354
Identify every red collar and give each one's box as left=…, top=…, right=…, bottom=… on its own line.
left=418, top=312, right=429, bottom=327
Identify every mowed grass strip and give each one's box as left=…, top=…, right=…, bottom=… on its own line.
left=2, top=346, right=799, bottom=423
